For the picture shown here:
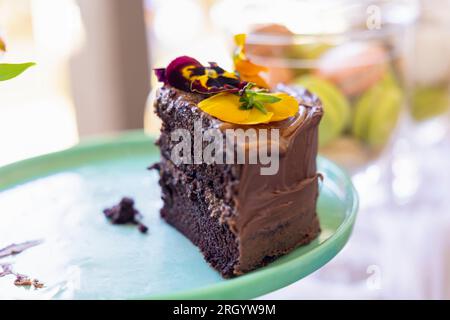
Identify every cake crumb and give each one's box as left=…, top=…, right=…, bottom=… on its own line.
left=137, top=223, right=148, bottom=234
left=1, top=247, right=45, bottom=289
left=103, top=197, right=148, bottom=234
left=14, top=275, right=32, bottom=287
left=32, top=279, right=45, bottom=289
left=14, top=275, right=44, bottom=289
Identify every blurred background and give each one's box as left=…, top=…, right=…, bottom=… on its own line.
left=1, top=0, right=449, bottom=299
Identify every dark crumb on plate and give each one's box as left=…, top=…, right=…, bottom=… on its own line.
left=103, top=197, right=137, bottom=224
left=13, top=275, right=44, bottom=289
left=103, top=197, right=148, bottom=234
left=1, top=244, right=45, bottom=289
left=32, top=279, right=45, bottom=289
left=14, top=275, right=33, bottom=286
left=137, top=223, right=148, bottom=234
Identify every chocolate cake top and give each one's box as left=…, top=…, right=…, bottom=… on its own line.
left=157, top=84, right=323, bottom=155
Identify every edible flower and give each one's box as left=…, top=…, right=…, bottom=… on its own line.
left=233, top=34, right=269, bottom=88
left=154, top=38, right=298, bottom=125
left=198, top=83, right=298, bottom=125
left=154, top=56, right=202, bottom=91
left=155, top=56, right=244, bottom=94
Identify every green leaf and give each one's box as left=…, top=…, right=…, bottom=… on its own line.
left=253, top=101, right=268, bottom=114
left=238, top=82, right=278, bottom=115
left=0, top=62, right=36, bottom=81
left=239, top=105, right=248, bottom=110
left=254, top=93, right=282, bottom=103
left=244, top=82, right=255, bottom=90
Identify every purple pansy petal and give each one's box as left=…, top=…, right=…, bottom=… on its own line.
left=154, top=68, right=166, bottom=83
left=153, top=56, right=202, bottom=89
left=154, top=56, right=246, bottom=94
left=191, top=81, right=240, bottom=94
left=165, top=56, right=202, bottom=90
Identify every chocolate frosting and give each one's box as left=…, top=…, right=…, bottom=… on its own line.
left=222, top=86, right=323, bottom=272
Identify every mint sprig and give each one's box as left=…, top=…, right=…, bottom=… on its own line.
left=239, top=83, right=281, bottom=114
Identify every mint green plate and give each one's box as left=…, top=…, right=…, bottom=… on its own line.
left=0, top=131, right=358, bottom=300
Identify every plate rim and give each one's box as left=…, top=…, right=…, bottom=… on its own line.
left=0, top=130, right=358, bottom=300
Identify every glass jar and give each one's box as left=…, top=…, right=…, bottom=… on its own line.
left=410, top=0, right=450, bottom=122
left=406, top=0, right=450, bottom=147
left=216, top=0, right=418, bottom=172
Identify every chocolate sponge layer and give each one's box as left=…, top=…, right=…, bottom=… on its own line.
left=156, top=158, right=320, bottom=277
left=156, top=159, right=239, bottom=277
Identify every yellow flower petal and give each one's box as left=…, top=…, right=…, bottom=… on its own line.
left=199, top=93, right=250, bottom=123
left=245, top=107, right=274, bottom=125
left=234, top=34, right=246, bottom=48
left=266, top=93, right=299, bottom=121
left=198, top=91, right=298, bottom=125
left=198, top=93, right=273, bottom=125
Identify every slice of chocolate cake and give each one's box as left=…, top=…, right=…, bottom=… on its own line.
left=151, top=49, right=323, bottom=278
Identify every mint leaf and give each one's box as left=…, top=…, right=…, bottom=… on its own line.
left=253, top=101, right=268, bottom=114
left=239, top=82, right=278, bottom=114
left=254, top=93, right=281, bottom=103
left=0, top=62, right=35, bottom=81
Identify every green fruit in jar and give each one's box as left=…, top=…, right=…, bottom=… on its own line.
left=367, top=86, right=402, bottom=146
left=287, top=43, right=331, bottom=60
left=286, top=43, right=332, bottom=78
left=295, top=75, right=351, bottom=147
left=411, top=86, right=450, bottom=121
left=352, top=72, right=403, bottom=146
